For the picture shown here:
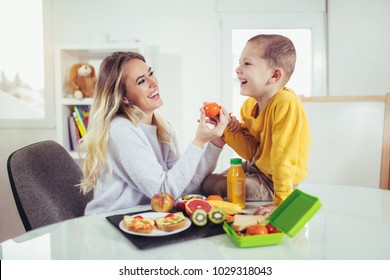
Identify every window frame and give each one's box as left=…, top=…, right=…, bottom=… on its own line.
left=220, top=13, right=328, bottom=110
left=218, top=13, right=327, bottom=169
left=0, top=0, right=55, bottom=128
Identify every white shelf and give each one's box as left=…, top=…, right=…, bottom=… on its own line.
left=55, top=42, right=144, bottom=158
left=55, top=42, right=143, bottom=51
left=61, top=98, right=93, bottom=105
left=69, top=151, right=80, bottom=159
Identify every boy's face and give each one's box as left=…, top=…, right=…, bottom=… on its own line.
left=236, top=42, right=274, bottom=98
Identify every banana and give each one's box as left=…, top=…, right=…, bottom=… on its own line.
left=207, top=200, right=242, bottom=215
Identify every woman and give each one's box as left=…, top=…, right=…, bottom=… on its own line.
left=80, top=51, right=228, bottom=215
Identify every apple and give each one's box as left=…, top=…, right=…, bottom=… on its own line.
left=175, top=201, right=187, bottom=212
left=151, top=193, right=175, bottom=212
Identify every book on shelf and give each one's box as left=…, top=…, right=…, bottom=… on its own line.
left=75, top=105, right=90, bottom=127
left=68, top=115, right=80, bottom=151
left=72, top=105, right=90, bottom=138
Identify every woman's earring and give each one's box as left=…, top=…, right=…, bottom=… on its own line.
left=123, top=97, right=130, bottom=106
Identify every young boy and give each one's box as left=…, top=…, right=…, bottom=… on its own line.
left=202, top=34, right=311, bottom=216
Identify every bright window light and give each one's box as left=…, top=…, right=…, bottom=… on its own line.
left=0, top=0, right=45, bottom=119
left=231, top=29, right=312, bottom=117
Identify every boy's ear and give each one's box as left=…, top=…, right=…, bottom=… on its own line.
left=269, top=68, right=283, bottom=83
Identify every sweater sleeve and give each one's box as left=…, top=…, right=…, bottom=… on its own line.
left=160, top=123, right=222, bottom=195
left=107, top=118, right=206, bottom=200
left=223, top=127, right=258, bottom=160
left=182, top=143, right=222, bottom=194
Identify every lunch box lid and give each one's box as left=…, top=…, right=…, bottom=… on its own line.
left=268, top=189, right=322, bottom=237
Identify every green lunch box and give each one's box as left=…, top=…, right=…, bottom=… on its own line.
left=222, top=189, right=322, bottom=248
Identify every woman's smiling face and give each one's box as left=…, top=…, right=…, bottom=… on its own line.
left=123, top=58, right=163, bottom=116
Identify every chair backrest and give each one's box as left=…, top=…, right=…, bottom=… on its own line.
left=379, top=93, right=390, bottom=190
left=7, top=140, right=92, bottom=231
left=301, top=93, right=390, bottom=190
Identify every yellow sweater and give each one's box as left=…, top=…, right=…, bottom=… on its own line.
left=223, top=88, right=311, bottom=205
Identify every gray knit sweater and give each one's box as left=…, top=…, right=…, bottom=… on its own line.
left=84, top=116, right=222, bottom=215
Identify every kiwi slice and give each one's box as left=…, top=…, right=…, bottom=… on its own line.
left=208, top=208, right=226, bottom=224
left=191, top=209, right=208, bottom=226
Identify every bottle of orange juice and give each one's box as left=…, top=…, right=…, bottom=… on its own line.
left=227, top=158, right=246, bottom=209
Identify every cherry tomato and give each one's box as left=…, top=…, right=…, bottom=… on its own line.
left=164, top=213, right=175, bottom=219
left=246, top=224, right=268, bottom=235
left=204, top=102, right=220, bottom=118
left=225, top=214, right=234, bottom=222
left=265, top=223, right=280, bottom=234
left=133, top=215, right=143, bottom=219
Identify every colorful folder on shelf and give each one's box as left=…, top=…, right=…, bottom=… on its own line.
left=72, top=105, right=90, bottom=138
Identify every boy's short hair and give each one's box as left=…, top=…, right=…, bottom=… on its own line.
left=248, top=34, right=296, bottom=82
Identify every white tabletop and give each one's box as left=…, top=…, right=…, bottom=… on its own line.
left=1, top=183, right=390, bottom=260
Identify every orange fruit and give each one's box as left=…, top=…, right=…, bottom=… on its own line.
left=204, top=102, right=220, bottom=118
left=206, top=195, right=223, bottom=201
left=185, top=199, right=213, bottom=216
left=246, top=224, right=268, bottom=236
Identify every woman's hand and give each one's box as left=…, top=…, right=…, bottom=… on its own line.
left=193, top=106, right=228, bottom=148
left=253, top=203, right=276, bottom=217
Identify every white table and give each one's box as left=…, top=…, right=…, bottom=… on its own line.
left=1, top=184, right=390, bottom=260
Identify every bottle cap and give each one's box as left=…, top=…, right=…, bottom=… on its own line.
left=230, top=158, right=242, bottom=165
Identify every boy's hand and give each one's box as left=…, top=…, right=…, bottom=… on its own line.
left=228, top=115, right=242, bottom=133
left=253, top=203, right=276, bottom=217
left=218, top=107, right=241, bottom=134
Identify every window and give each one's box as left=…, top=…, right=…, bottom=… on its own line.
left=231, top=28, right=312, bottom=118
left=219, top=13, right=326, bottom=167
left=0, top=0, right=53, bottom=127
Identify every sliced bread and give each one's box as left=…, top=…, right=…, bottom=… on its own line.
left=232, top=214, right=267, bottom=232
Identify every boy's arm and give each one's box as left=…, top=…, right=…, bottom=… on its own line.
left=227, top=115, right=242, bottom=133
left=222, top=101, right=259, bottom=159
left=223, top=126, right=258, bottom=160
left=213, top=104, right=257, bottom=159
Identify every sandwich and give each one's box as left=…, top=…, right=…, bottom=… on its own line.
left=232, top=214, right=267, bottom=232
left=155, top=212, right=187, bottom=232
left=123, top=215, right=155, bottom=234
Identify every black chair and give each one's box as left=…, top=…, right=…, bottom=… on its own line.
left=7, top=140, right=92, bottom=231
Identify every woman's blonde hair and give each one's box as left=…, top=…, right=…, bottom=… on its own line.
left=79, top=51, right=173, bottom=194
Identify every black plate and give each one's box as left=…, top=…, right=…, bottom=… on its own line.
left=106, top=210, right=225, bottom=250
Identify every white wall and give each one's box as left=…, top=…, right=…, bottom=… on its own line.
left=51, top=0, right=221, bottom=154
left=1, top=0, right=390, bottom=242
left=328, top=0, right=390, bottom=94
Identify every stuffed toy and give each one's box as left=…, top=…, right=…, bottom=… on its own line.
left=68, top=63, right=97, bottom=99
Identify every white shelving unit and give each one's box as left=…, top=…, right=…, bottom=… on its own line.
left=54, top=42, right=144, bottom=158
